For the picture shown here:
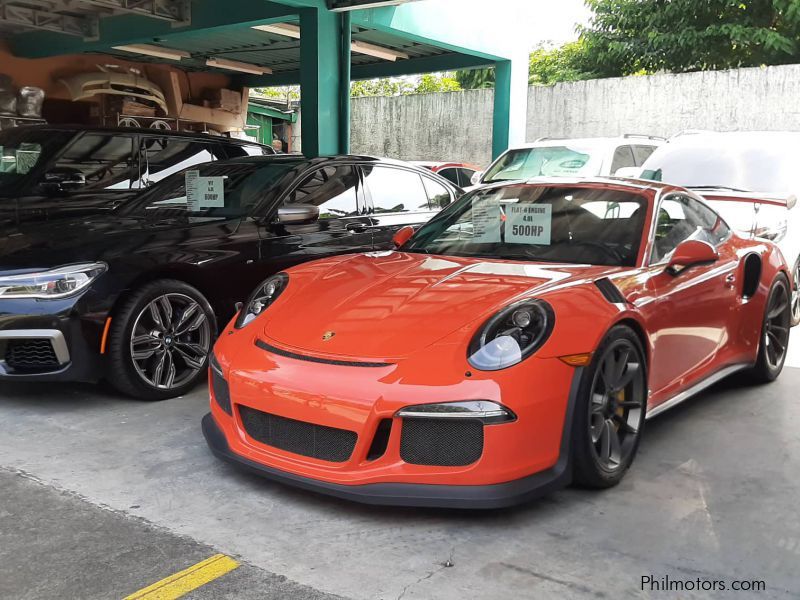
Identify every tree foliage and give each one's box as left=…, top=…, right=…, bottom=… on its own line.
left=454, top=68, right=495, bottom=90
left=350, top=73, right=461, bottom=97
left=528, top=40, right=594, bottom=85
left=582, top=0, right=800, bottom=76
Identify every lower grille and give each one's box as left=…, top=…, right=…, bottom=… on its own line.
left=400, top=418, right=484, bottom=467
left=4, top=339, right=60, bottom=371
left=239, top=405, right=358, bottom=463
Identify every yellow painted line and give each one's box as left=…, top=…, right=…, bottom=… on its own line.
left=123, top=553, right=240, bottom=600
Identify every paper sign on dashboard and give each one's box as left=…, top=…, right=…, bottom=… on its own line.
left=506, top=204, right=552, bottom=245
left=471, top=198, right=502, bottom=243
left=186, top=170, right=225, bottom=211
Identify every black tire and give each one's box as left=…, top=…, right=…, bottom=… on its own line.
left=748, top=274, right=791, bottom=384
left=571, top=325, right=648, bottom=489
left=107, top=279, right=217, bottom=401
left=791, top=257, right=800, bottom=328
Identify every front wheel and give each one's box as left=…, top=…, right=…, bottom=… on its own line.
left=748, top=274, right=791, bottom=383
left=571, top=325, right=648, bottom=489
left=107, top=279, right=216, bottom=400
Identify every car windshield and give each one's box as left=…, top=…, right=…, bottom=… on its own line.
left=403, top=185, right=647, bottom=267
left=117, top=160, right=302, bottom=220
left=483, top=145, right=603, bottom=183
left=640, top=135, right=800, bottom=195
left=0, top=129, right=70, bottom=194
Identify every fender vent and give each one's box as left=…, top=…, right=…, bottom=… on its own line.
left=742, top=254, right=762, bottom=299
left=595, top=278, right=626, bottom=304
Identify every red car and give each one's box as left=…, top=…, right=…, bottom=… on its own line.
left=412, top=161, right=480, bottom=188
left=203, top=179, right=791, bottom=508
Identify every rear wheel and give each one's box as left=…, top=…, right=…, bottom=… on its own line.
left=572, top=325, right=647, bottom=489
left=107, top=279, right=216, bottom=400
left=791, top=257, right=800, bottom=327
left=748, top=274, right=791, bottom=383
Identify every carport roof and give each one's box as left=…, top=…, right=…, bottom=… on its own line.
left=4, top=0, right=520, bottom=83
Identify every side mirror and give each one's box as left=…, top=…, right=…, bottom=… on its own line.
left=392, top=225, right=415, bottom=248
left=470, top=171, right=484, bottom=186
left=277, top=204, right=319, bottom=225
left=614, top=166, right=642, bottom=178
left=667, top=239, right=719, bottom=274
left=40, top=167, right=86, bottom=194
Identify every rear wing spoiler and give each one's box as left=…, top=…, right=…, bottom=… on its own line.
left=697, top=190, right=797, bottom=210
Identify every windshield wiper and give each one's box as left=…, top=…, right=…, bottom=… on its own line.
left=688, top=185, right=751, bottom=193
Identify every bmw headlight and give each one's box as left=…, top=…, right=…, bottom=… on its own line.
left=0, top=263, right=107, bottom=299
left=235, top=273, right=288, bottom=329
left=468, top=300, right=555, bottom=371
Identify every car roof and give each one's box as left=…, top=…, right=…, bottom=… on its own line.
left=506, top=136, right=665, bottom=150
left=4, top=123, right=270, bottom=147
left=475, top=175, right=677, bottom=196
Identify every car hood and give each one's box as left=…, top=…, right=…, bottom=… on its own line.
left=0, top=215, right=234, bottom=272
left=262, top=252, right=611, bottom=360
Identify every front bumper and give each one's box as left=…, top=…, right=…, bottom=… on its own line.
left=204, top=331, right=583, bottom=508
left=0, top=295, right=105, bottom=382
left=202, top=411, right=572, bottom=509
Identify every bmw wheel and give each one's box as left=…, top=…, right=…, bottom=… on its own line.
left=572, top=325, right=647, bottom=488
left=108, top=279, right=216, bottom=400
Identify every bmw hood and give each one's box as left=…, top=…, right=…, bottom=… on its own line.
left=261, top=252, right=605, bottom=360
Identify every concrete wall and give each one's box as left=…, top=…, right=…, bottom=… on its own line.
left=351, top=88, right=494, bottom=167
left=351, top=64, right=800, bottom=167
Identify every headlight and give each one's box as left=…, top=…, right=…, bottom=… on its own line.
left=235, top=273, right=288, bottom=329
left=467, top=299, right=555, bottom=371
left=0, top=263, right=107, bottom=299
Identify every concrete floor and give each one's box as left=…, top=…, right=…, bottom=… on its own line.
left=0, top=338, right=799, bottom=599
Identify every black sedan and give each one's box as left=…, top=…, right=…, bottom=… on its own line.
left=0, top=155, right=461, bottom=399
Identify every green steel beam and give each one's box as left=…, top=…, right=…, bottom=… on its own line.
left=339, top=11, right=352, bottom=154
left=492, top=60, right=511, bottom=160
left=248, top=102, right=297, bottom=122
left=299, top=7, right=342, bottom=157
left=11, top=0, right=298, bottom=58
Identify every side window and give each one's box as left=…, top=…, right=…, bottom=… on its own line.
left=286, top=166, right=362, bottom=219
left=363, top=166, right=428, bottom=214
left=422, top=176, right=452, bottom=210
left=141, top=138, right=220, bottom=185
left=632, top=145, right=657, bottom=166
left=437, top=168, right=460, bottom=186
left=651, top=194, right=731, bottom=264
left=610, top=145, right=636, bottom=174
left=458, top=168, right=476, bottom=187
left=54, top=134, right=137, bottom=190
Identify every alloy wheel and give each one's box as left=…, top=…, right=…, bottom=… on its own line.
left=764, top=282, right=791, bottom=370
left=588, top=339, right=646, bottom=472
left=129, top=293, right=211, bottom=390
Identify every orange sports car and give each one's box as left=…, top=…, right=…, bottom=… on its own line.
left=202, top=179, right=792, bottom=508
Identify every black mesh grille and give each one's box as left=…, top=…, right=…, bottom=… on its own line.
left=400, top=419, right=484, bottom=467
left=239, top=405, right=357, bottom=463
left=210, top=356, right=232, bottom=415
left=4, top=339, right=60, bottom=371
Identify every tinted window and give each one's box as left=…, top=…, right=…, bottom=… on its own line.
left=141, top=137, right=225, bottom=185
left=457, top=168, right=476, bottom=187
left=610, top=146, right=636, bottom=174
left=437, top=168, right=460, bottom=186
left=652, top=194, right=731, bottom=263
left=422, top=176, right=452, bottom=210
left=286, top=166, right=362, bottom=219
left=363, top=166, right=428, bottom=214
left=54, top=133, right=137, bottom=190
left=120, top=162, right=297, bottom=220
left=632, top=145, right=656, bottom=166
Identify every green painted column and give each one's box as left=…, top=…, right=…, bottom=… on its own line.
left=300, top=7, right=343, bottom=157
left=492, top=56, right=528, bottom=161
left=339, top=11, right=352, bottom=155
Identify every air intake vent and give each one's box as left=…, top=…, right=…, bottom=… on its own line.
left=239, top=405, right=358, bottom=463
left=400, top=418, right=483, bottom=467
left=595, top=278, right=626, bottom=304
left=4, top=339, right=60, bottom=371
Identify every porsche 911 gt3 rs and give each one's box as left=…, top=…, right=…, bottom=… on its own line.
left=202, top=178, right=791, bottom=508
